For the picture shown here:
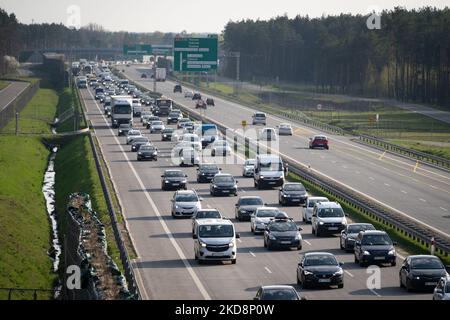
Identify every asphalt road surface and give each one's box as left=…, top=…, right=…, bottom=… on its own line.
left=79, top=84, right=432, bottom=300
left=0, top=81, right=29, bottom=112
left=121, top=65, right=450, bottom=238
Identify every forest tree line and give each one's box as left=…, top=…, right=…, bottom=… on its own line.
left=222, top=7, right=450, bottom=107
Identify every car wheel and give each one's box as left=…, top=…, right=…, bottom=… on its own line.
left=340, top=240, right=344, bottom=250
left=172, top=211, right=175, bottom=218
left=297, top=245, right=302, bottom=251
left=315, top=227, right=320, bottom=237
left=359, top=260, right=366, bottom=267
left=297, top=275, right=301, bottom=285
left=406, top=279, right=413, bottom=292
left=194, top=253, right=198, bottom=260
left=391, top=260, right=397, bottom=267
left=311, top=226, right=315, bottom=235
left=400, top=277, right=405, bottom=288
left=198, top=259, right=204, bottom=265
left=302, top=280, right=309, bottom=290
left=251, top=224, right=255, bottom=233
left=231, top=259, right=237, bottom=265
left=263, top=238, right=267, bottom=248
left=338, top=283, right=344, bottom=289
left=354, top=255, right=358, bottom=264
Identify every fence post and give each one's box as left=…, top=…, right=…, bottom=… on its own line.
left=15, top=112, right=19, bottom=135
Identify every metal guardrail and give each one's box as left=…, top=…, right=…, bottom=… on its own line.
left=76, top=85, right=141, bottom=299
left=170, top=76, right=345, bottom=136
left=123, top=71, right=450, bottom=259
left=358, top=134, right=450, bottom=171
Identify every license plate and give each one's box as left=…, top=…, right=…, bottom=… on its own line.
left=374, top=256, right=385, bottom=260
left=212, top=252, right=225, bottom=256
left=222, top=190, right=230, bottom=193
left=268, top=182, right=276, bottom=185
left=292, top=199, right=300, bottom=202
left=328, top=227, right=338, bottom=231
left=172, top=183, right=179, bottom=186
left=281, top=241, right=291, bottom=244
left=318, top=279, right=331, bottom=283
left=425, top=282, right=437, bottom=286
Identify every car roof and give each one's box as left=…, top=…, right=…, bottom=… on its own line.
left=164, top=169, right=183, bottom=173
left=308, top=196, right=329, bottom=200
left=408, top=255, right=442, bottom=260
left=304, top=252, right=335, bottom=257
left=348, top=223, right=374, bottom=227
left=175, top=190, right=197, bottom=195
left=359, top=230, right=388, bottom=236
left=197, top=218, right=232, bottom=226
left=261, top=285, right=296, bottom=290
left=256, top=207, right=279, bottom=211
left=214, top=173, right=233, bottom=177
left=315, top=201, right=341, bottom=208
left=239, top=195, right=262, bottom=200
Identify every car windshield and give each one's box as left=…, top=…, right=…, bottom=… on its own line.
left=198, top=224, right=234, bottom=238
left=304, top=255, right=338, bottom=266
left=113, top=105, right=131, bottom=114
left=284, top=184, right=305, bottom=191
left=134, top=138, right=148, bottom=143
left=347, top=224, right=375, bottom=233
left=318, top=207, right=344, bottom=217
left=140, top=146, right=155, bottom=151
left=245, top=160, right=256, bottom=166
left=260, top=161, right=283, bottom=171
left=308, top=199, right=328, bottom=208
left=214, top=176, right=234, bottom=183
left=269, top=221, right=298, bottom=232
left=128, top=131, right=140, bottom=136
left=257, top=210, right=278, bottom=218
left=239, top=198, right=263, bottom=206
left=152, top=121, right=163, bottom=125
left=196, top=211, right=221, bottom=219
left=361, top=234, right=392, bottom=246
left=411, top=257, right=444, bottom=270
left=163, top=129, right=174, bottom=133
left=165, top=171, right=184, bottom=177
left=261, top=289, right=297, bottom=300
left=175, top=194, right=198, bottom=202
left=201, top=165, right=218, bottom=171
left=169, top=113, right=179, bottom=117
left=255, top=113, right=265, bottom=118
left=119, top=125, right=130, bottom=129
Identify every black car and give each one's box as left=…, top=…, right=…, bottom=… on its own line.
left=196, top=164, right=220, bottom=183
left=192, top=93, right=201, bottom=100
left=278, top=182, right=308, bottom=206
left=210, top=174, right=238, bottom=196
left=206, top=98, right=215, bottom=106
left=264, top=214, right=302, bottom=250
left=234, top=196, right=265, bottom=221
left=340, top=223, right=375, bottom=252
left=137, top=144, right=158, bottom=161
left=354, top=230, right=397, bottom=267
left=131, top=137, right=150, bottom=152
left=161, top=170, right=188, bottom=191
left=118, top=124, right=131, bottom=136
left=297, top=252, right=344, bottom=289
left=167, top=112, right=182, bottom=124
left=254, top=286, right=302, bottom=300
left=173, top=84, right=182, bottom=93
left=161, top=128, right=174, bottom=141
left=399, top=255, right=448, bottom=292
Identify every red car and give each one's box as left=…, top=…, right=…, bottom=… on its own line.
left=309, top=135, right=329, bottom=149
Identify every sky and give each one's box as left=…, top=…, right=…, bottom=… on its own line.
left=0, top=0, right=448, bottom=33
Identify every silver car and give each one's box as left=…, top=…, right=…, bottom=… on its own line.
left=242, top=159, right=256, bottom=177
left=433, top=277, right=450, bottom=300
left=278, top=123, right=293, bottom=135
left=171, top=190, right=203, bottom=218
left=302, top=197, right=329, bottom=223
left=149, top=120, right=165, bottom=133
left=251, top=207, right=281, bottom=234
left=126, top=130, right=142, bottom=145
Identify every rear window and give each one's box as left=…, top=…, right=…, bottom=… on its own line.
left=318, top=207, right=344, bottom=217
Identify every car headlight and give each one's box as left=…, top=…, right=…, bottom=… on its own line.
left=175, top=205, right=180, bottom=209
left=212, top=185, right=217, bottom=188
left=334, top=269, right=343, bottom=276
left=138, top=152, right=142, bottom=155
left=363, top=250, right=371, bottom=255
left=269, top=234, right=276, bottom=240
left=319, top=221, right=324, bottom=225
left=283, top=194, right=288, bottom=197
left=165, top=180, right=169, bottom=183
left=304, top=270, right=313, bottom=276
left=240, top=210, right=247, bottom=213
left=119, top=130, right=122, bottom=133
left=260, top=176, right=265, bottom=179
left=414, top=276, right=420, bottom=280
left=153, top=152, right=158, bottom=155
left=229, top=242, right=234, bottom=248
left=388, top=249, right=396, bottom=255
left=200, top=242, right=207, bottom=248
left=295, top=233, right=302, bottom=240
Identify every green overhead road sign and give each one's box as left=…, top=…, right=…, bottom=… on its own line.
left=123, top=44, right=152, bottom=55
left=152, top=45, right=173, bottom=56
left=174, top=37, right=218, bottom=72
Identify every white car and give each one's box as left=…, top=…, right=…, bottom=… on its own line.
left=184, top=91, right=194, bottom=98
left=242, top=159, right=256, bottom=177
left=252, top=112, right=267, bottom=125
left=181, top=134, right=202, bottom=150
left=278, top=123, right=293, bottom=135
left=211, top=140, right=232, bottom=157
left=171, top=190, right=202, bottom=218
left=302, top=197, right=329, bottom=223
left=126, top=129, right=143, bottom=145
left=258, top=128, right=278, bottom=141
left=178, top=147, right=201, bottom=166
left=173, top=141, right=202, bottom=154
left=191, top=209, right=223, bottom=235
left=149, top=120, right=165, bottom=133
left=250, top=207, right=281, bottom=234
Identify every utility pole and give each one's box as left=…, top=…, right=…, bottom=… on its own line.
left=15, top=112, right=19, bottom=135
left=153, top=57, right=157, bottom=93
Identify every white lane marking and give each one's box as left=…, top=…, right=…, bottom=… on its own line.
left=419, top=198, right=427, bottom=202
left=87, top=88, right=211, bottom=300
left=355, top=171, right=360, bottom=174
left=125, top=71, right=450, bottom=238
left=429, top=185, right=438, bottom=189
left=440, top=207, right=448, bottom=212
left=237, top=238, right=242, bottom=243
left=384, top=183, right=390, bottom=187
left=249, top=251, right=256, bottom=257
left=344, top=270, right=354, bottom=278
left=264, top=267, right=272, bottom=274
left=369, top=177, right=375, bottom=180
left=206, top=204, right=212, bottom=209
left=304, top=240, right=312, bottom=246
left=332, top=160, right=337, bottom=164
left=370, top=289, right=381, bottom=297
left=401, top=190, right=407, bottom=194
left=397, top=253, right=405, bottom=260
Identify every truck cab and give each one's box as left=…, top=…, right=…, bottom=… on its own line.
left=254, top=154, right=284, bottom=189
left=155, top=98, right=173, bottom=116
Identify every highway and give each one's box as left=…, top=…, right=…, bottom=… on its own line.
left=79, top=84, right=432, bottom=300
left=0, top=81, right=29, bottom=112
left=121, top=65, right=450, bottom=237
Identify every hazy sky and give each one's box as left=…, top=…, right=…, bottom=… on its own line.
left=0, top=0, right=448, bottom=33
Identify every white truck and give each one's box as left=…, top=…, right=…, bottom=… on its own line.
left=111, top=95, right=133, bottom=128
left=155, top=68, right=166, bottom=82
left=254, top=154, right=285, bottom=189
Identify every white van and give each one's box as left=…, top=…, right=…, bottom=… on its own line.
left=193, top=218, right=240, bottom=264
left=254, top=154, right=284, bottom=189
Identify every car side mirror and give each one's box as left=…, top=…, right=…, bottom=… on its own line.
left=161, top=175, right=164, bottom=177
left=298, top=227, right=303, bottom=231
left=185, top=174, right=188, bottom=177
left=264, top=203, right=268, bottom=206
left=345, top=213, right=349, bottom=217
left=193, top=234, right=198, bottom=239
left=339, top=262, right=344, bottom=267
left=235, top=204, right=238, bottom=207
left=236, top=181, right=239, bottom=184
left=235, top=233, right=240, bottom=239
left=199, top=198, right=204, bottom=201
left=393, top=242, right=397, bottom=246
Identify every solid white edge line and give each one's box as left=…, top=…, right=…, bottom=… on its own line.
left=344, top=270, right=354, bottom=278
left=86, top=88, right=211, bottom=300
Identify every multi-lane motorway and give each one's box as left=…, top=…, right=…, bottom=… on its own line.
left=123, top=65, right=450, bottom=237
left=79, top=80, right=433, bottom=300
left=0, top=81, right=29, bottom=112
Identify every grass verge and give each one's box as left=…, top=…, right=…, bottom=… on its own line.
left=52, top=134, right=125, bottom=274
left=0, top=136, right=57, bottom=299
left=390, top=140, right=450, bottom=161
left=0, top=80, right=9, bottom=90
